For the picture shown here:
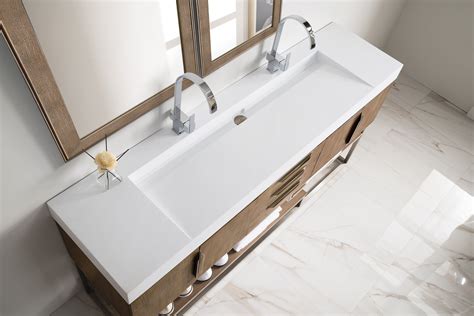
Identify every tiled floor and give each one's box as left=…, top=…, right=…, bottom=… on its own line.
left=52, top=73, right=474, bottom=315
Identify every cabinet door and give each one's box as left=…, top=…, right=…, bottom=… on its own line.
left=313, top=110, right=364, bottom=172
left=360, top=86, right=391, bottom=130
left=312, top=87, right=390, bottom=174
left=196, top=185, right=273, bottom=275
left=131, top=250, right=199, bottom=316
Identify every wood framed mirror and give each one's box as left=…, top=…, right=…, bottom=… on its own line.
left=195, top=0, right=282, bottom=75
left=0, top=0, right=198, bottom=161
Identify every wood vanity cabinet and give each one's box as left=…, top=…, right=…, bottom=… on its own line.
left=58, top=226, right=199, bottom=316
left=59, top=86, right=390, bottom=315
left=312, top=87, right=390, bottom=173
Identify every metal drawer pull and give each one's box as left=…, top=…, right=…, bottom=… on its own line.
left=195, top=252, right=205, bottom=277
left=345, top=113, right=363, bottom=144
left=267, top=181, right=300, bottom=209
left=278, top=154, right=310, bottom=183
left=272, top=169, right=304, bottom=197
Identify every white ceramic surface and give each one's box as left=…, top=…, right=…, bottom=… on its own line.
left=213, top=254, right=229, bottom=267
left=47, top=22, right=402, bottom=304
left=233, top=208, right=281, bottom=252
left=197, top=269, right=213, bottom=282
left=158, top=303, right=174, bottom=315
left=179, top=285, right=194, bottom=298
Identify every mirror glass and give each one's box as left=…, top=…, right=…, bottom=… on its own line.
left=209, top=0, right=273, bottom=60
left=23, top=0, right=184, bottom=138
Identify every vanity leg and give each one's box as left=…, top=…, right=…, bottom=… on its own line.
left=305, top=136, right=363, bottom=196
left=295, top=200, right=302, bottom=208
left=337, top=136, right=361, bottom=164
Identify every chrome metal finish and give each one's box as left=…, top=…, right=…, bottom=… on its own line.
left=337, top=136, right=360, bottom=164
left=305, top=136, right=361, bottom=196
left=233, top=114, right=247, bottom=125
left=266, top=15, right=316, bottom=73
left=170, top=72, right=217, bottom=134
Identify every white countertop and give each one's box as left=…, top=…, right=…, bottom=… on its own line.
left=47, top=23, right=402, bottom=304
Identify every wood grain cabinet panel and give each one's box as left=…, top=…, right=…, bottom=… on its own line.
left=58, top=226, right=199, bottom=315
left=130, top=251, right=199, bottom=316
left=313, top=111, right=364, bottom=172
left=197, top=187, right=275, bottom=275
left=360, top=86, right=391, bottom=130
left=312, top=87, right=390, bottom=173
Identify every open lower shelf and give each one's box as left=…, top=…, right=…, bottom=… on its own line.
left=172, top=189, right=307, bottom=315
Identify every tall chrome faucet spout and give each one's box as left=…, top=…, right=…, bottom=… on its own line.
left=266, top=15, right=316, bottom=73
left=170, top=72, right=217, bottom=134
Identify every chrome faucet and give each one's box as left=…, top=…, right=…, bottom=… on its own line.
left=170, top=72, right=217, bottom=134
left=266, top=15, right=316, bottom=73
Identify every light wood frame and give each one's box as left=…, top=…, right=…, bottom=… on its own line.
left=196, top=0, right=282, bottom=75
left=0, top=0, right=198, bottom=161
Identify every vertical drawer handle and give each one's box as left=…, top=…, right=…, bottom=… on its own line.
left=345, top=113, right=363, bottom=144
left=267, top=181, right=300, bottom=209
left=272, top=169, right=304, bottom=197
left=278, top=154, right=311, bottom=183
left=195, top=252, right=205, bottom=277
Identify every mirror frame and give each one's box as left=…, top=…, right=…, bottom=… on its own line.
left=196, top=0, right=282, bottom=75
left=0, top=0, right=199, bottom=161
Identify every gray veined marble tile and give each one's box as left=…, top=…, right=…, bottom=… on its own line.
left=457, top=163, right=474, bottom=197
left=411, top=91, right=474, bottom=156
left=387, top=72, right=431, bottom=113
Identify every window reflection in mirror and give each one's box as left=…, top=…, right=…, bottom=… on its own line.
left=209, top=0, right=274, bottom=60
left=23, top=0, right=184, bottom=138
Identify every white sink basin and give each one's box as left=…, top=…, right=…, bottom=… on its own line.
left=130, top=53, right=372, bottom=238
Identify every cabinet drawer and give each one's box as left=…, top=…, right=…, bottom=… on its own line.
left=197, top=152, right=317, bottom=275
left=267, top=153, right=312, bottom=209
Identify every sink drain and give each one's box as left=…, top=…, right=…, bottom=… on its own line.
left=234, top=114, right=247, bottom=125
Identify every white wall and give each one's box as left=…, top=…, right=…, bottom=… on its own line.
left=385, top=0, right=474, bottom=113
left=0, top=1, right=406, bottom=314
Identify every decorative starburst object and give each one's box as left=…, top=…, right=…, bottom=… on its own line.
left=83, top=135, right=130, bottom=190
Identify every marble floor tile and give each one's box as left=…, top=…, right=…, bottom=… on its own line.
left=411, top=91, right=474, bottom=155
left=387, top=72, right=431, bottom=113
left=53, top=73, right=473, bottom=315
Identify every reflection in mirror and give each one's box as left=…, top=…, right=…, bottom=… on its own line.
left=23, top=0, right=184, bottom=138
left=209, top=0, right=274, bottom=60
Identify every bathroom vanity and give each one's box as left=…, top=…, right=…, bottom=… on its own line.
left=47, top=23, right=402, bottom=315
